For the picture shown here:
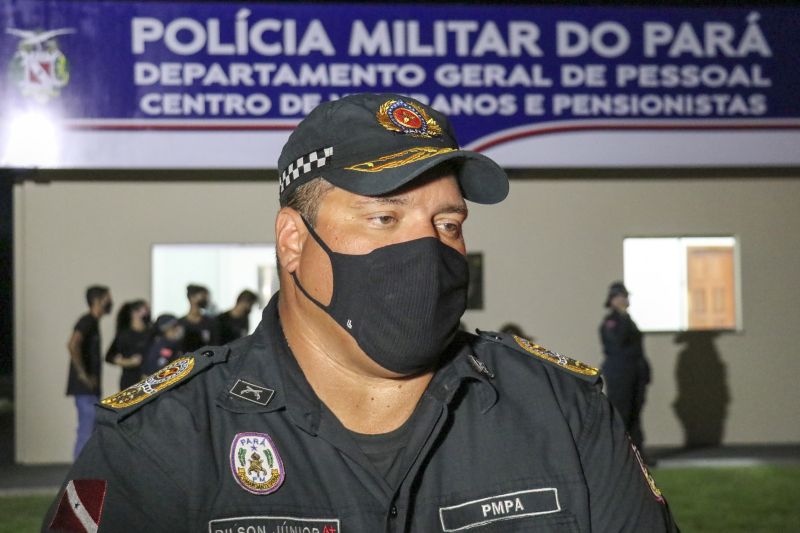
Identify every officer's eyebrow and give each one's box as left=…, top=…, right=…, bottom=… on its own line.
left=350, top=197, right=468, bottom=218
left=437, top=203, right=469, bottom=217
left=349, top=196, right=409, bottom=208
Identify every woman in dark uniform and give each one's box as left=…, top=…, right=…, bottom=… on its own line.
left=106, top=300, right=152, bottom=390
left=599, top=282, right=651, bottom=455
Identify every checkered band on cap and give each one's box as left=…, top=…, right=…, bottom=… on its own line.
left=279, top=146, right=334, bottom=195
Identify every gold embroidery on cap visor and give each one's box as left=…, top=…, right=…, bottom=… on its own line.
left=345, top=146, right=456, bottom=173
left=377, top=99, right=443, bottom=138
left=513, top=335, right=600, bottom=377
left=101, top=356, right=195, bottom=409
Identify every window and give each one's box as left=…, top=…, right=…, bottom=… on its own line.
left=623, top=237, right=740, bottom=332
left=151, top=243, right=277, bottom=335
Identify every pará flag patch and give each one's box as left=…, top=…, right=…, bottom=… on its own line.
left=48, top=479, right=107, bottom=532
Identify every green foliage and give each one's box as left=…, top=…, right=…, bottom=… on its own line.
left=653, top=465, right=800, bottom=532
left=0, top=494, right=53, bottom=533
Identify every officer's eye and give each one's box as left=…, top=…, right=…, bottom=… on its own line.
left=369, top=214, right=397, bottom=227
left=437, top=221, right=462, bottom=238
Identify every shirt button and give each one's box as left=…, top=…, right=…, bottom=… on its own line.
left=390, top=506, right=398, bottom=518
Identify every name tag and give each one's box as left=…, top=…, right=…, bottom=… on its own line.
left=208, top=516, right=340, bottom=533
left=439, top=488, right=560, bottom=532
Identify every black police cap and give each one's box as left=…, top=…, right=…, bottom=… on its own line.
left=277, top=93, right=508, bottom=204
left=605, top=281, right=630, bottom=307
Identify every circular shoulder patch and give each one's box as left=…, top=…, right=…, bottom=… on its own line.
left=513, top=336, right=599, bottom=377
left=230, top=432, right=285, bottom=495
left=101, top=356, right=195, bottom=409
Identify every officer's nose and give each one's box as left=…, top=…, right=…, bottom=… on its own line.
left=408, top=220, right=441, bottom=242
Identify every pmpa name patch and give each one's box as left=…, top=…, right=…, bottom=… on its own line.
left=439, top=488, right=561, bottom=531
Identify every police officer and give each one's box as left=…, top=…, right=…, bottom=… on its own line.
left=600, top=281, right=652, bottom=455
left=45, top=94, right=677, bottom=532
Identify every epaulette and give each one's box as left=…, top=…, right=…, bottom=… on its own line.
left=476, top=330, right=601, bottom=384
left=99, top=346, right=230, bottom=417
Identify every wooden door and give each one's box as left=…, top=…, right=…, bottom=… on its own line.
left=687, top=246, right=736, bottom=330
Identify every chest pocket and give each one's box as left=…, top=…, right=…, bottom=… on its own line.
left=438, top=488, right=579, bottom=532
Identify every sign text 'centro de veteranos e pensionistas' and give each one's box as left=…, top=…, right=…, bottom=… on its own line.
left=1, top=1, right=799, bottom=167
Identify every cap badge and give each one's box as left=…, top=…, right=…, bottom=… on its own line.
left=230, top=432, right=285, bottom=495
left=377, top=99, right=442, bottom=138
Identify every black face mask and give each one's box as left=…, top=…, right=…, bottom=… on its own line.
left=197, top=298, right=209, bottom=309
left=103, top=300, right=113, bottom=314
left=292, top=219, right=469, bottom=375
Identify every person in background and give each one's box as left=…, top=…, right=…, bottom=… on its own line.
left=213, top=289, right=258, bottom=345
left=179, top=284, right=214, bottom=353
left=143, top=314, right=185, bottom=375
left=499, top=322, right=535, bottom=342
left=105, top=300, right=151, bottom=391
left=66, top=285, right=112, bottom=459
left=600, top=281, right=652, bottom=457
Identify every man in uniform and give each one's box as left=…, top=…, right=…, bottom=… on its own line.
left=45, top=94, right=677, bottom=532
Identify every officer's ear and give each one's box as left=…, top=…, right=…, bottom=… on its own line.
left=275, top=207, right=307, bottom=274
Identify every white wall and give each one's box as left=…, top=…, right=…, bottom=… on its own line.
left=151, top=244, right=276, bottom=331
left=14, top=175, right=800, bottom=463
left=14, top=180, right=279, bottom=463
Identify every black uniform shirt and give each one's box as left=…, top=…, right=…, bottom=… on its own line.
left=601, top=310, right=644, bottom=360
left=180, top=315, right=214, bottom=353
left=214, top=310, right=250, bottom=345
left=46, top=295, right=677, bottom=532
left=105, top=329, right=150, bottom=390
left=347, top=401, right=421, bottom=487
left=66, top=313, right=101, bottom=396
left=600, top=310, right=651, bottom=382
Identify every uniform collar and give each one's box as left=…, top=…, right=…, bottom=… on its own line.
left=426, top=335, right=498, bottom=414
left=216, top=292, right=324, bottom=435
left=216, top=293, right=289, bottom=413
left=217, top=295, right=497, bottom=428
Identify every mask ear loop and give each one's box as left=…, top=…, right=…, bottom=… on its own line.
left=289, top=216, right=333, bottom=313
left=299, top=215, right=334, bottom=255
